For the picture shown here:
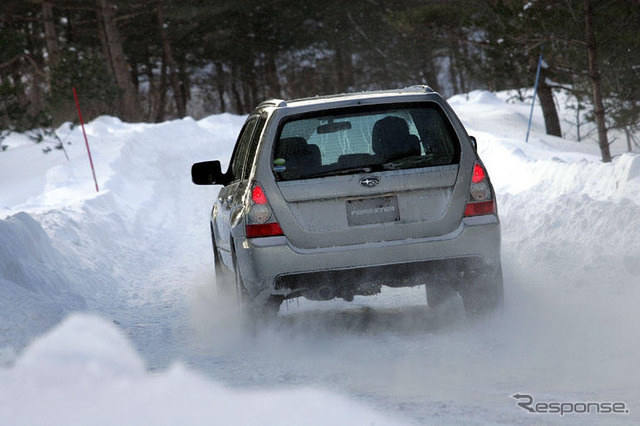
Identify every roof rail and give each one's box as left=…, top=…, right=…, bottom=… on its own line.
left=256, top=99, right=287, bottom=108
left=400, top=85, right=434, bottom=93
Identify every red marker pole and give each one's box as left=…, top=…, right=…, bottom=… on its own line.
left=72, top=87, right=99, bottom=192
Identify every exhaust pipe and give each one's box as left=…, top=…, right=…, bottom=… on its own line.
left=341, top=291, right=354, bottom=302
left=316, top=286, right=334, bottom=301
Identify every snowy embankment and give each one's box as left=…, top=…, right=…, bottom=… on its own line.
left=449, top=91, right=640, bottom=286
left=1, top=115, right=241, bottom=352
left=1, top=90, right=639, bottom=425
left=1, top=314, right=402, bottom=425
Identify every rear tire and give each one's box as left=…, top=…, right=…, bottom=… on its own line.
left=459, top=267, right=504, bottom=319
left=425, top=280, right=457, bottom=308
left=233, top=256, right=282, bottom=332
left=212, top=235, right=234, bottom=299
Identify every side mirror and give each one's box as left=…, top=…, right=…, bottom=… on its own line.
left=191, top=160, right=228, bottom=185
left=469, top=136, right=477, bottom=151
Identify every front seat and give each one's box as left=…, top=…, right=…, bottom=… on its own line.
left=372, top=116, right=420, bottom=162
left=275, top=137, right=321, bottom=179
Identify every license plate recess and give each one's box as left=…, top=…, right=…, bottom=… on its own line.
left=346, top=196, right=400, bottom=226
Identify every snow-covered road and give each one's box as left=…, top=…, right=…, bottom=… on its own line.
left=1, top=91, right=639, bottom=425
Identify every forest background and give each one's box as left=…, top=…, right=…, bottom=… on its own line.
left=1, top=0, right=638, bottom=162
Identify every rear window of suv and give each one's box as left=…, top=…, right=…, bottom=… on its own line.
left=273, top=103, right=460, bottom=181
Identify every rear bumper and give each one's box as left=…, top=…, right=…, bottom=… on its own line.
left=233, top=215, right=501, bottom=304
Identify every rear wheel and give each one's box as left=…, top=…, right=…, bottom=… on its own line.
left=425, top=279, right=457, bottom=308
left=459, top=267, right=504, bottom=319
left=233, top=255, right=282, bottom=332
left=212, top=227, right=234, bottom=299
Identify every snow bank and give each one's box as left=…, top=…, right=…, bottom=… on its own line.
left=0, top=314, right=403, bottom=426
left=0, top=113, right=245, bottom=352
left=0, top=212, right=85, bottom=350
left=450, top=90, right=640, bottom=286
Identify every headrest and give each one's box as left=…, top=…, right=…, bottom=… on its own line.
left=372, top=116, right=410, bottom=155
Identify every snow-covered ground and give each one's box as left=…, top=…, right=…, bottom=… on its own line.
left=1, top=91, right=639, bottom=425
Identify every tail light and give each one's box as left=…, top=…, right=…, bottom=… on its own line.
left=246, top=183, right=284, bottom=238
left=464, top=162, right=496, bottom=217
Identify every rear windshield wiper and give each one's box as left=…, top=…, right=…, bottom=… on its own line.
left=304, top=164, right=383, bottom=179
left=383, top=156, right=425, bottom=169
left=384, top=153, right=453, bottom=169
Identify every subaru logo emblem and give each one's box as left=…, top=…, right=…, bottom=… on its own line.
left=360, top=177, right=379, bottom=187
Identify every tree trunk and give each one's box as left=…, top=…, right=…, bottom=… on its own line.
left=27, top=57, right=45, bottom=120
left=537, top=68, right=562, bottom=137
left=624, top=126, right=634, bottom=152
left=335, top=48, right=346, bottom=93
left=177, top=53, right=189, bottom=111
left=25, top=22, right=45, bottom=121
left=157, top=0, right=186, bottom=118
left=230, top=64, right=244, bottom=113
left=528, top=53, right=562, bottom=138
left=97, top=0, right=140, bottom=122
left=458, top=40, right=469, bottom=94
left=155, top=57, right=167, bottom=123
left=241, top=63, right=256, bottom=112
left=265, top=52, right=281, bottom=99
left=215, top=62, right=227, bottom=112
left=584, top=0, right=611, bottom=163
left=448, top=43, right=460, bottom=95
left=335, top=47, right=354, bottom=93
left=145, top=59, right=156, bottom=118
left=97, top=6, right=113, bottom=68
left=42, top=1, right=59, bottom=67
left=130, top=58, right=139, bottom=92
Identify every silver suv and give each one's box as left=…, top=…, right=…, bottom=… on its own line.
left=192, top=86, right=502, bottom=322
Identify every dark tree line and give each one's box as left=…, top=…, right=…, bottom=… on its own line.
left=1, top=0, right=639, bottom=161
left=475, top=0, right=640, bottom=161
